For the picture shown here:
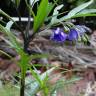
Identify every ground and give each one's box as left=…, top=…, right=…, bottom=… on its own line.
left=0, top=29, right=96, bottom=96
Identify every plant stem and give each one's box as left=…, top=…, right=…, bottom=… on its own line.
left=16, top=7, right=26, bottom=43
left=24, top=10, right=31, bottom=53
left=20, top=68, right=25, bottom=96
left=20, top=78, right=25, bottom=96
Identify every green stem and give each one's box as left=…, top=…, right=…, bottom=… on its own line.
left=20, top=67, right=25, bottom=96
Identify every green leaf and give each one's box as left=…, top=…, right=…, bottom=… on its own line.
left=0, top=12, right=20, bottom=47
left=69, top=9, right=96, bottom=19
left=25, top=67, right=55, bottom=95
left=5, top=21, right=14, bottom=31
left=0, top=9, right=22, bottom=32
left=71, top=13, right=96, bottom=18
left=46, top=3, right=54, bottom=17
left=69, top=9, right=96, bottom=18
left=29, top=66, right=42, bottom=86
left=48, top=0, right=95, bottom=26
left=0, top=24, right=22, bottom=52
left=33, top=0, right=48, bottom=32
left=0, top=9, right=15, bottom=23
left=78, top=9, right=96, bottom=14
left=67, top=0, right=93, bottom=18
left=58, top=0, right=94, bottom=22
left=45, top=0, right=60, bottom=22
left=0, top=50, right=12, bottom=59
left=51, top=4, right=64, bottom=24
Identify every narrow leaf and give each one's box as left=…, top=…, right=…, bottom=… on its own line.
left=33, top=0, right=48, bottom=32
left=51, top=4, right=64, bottom=24
left=72, top=13, right=96, bottom=18
left=77, top=9, right=96, bottom=14
left=5, top=21, right=14, bottom=31
left=25, top=67, right=55, bottom=95
left=58, top=0, right=94, bottom=22
left=0, top=24, right=22, bottom=51
left=46, top=3, right=54, bottom=17
left=67, top=0, right=93, bottom=17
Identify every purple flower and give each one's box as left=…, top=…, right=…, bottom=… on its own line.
left=75, top=25, right=91, bottom=35
left=50, top=28, right=67, bottom=42
left=67, top=29, right=78, bottom=41
left=75, top=25, right=86, bottom=35
left=50, top=25, right=90, bottom=42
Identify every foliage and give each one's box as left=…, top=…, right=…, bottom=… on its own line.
left=57, top=0, right=96, bottom=29
left=33, top=0, right=48, bottom=32
left=0, top=0, right=96, bottom=96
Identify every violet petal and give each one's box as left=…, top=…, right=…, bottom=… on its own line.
left=50, top=28, right=67, bottom=42
left=67, top=29, right=78, bottom=41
